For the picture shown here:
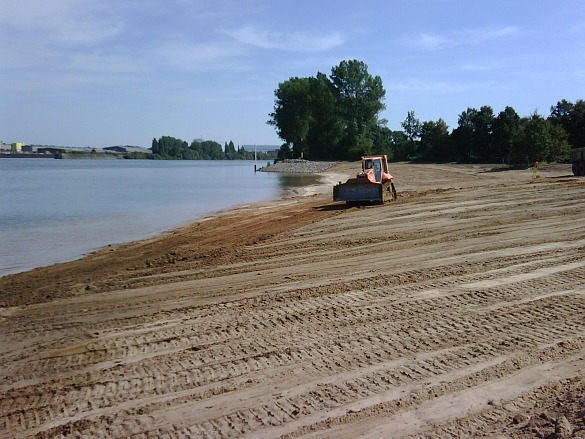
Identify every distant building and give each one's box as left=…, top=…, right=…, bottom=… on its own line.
left=0, top=142, right=11, bottom=151
left=103, top=146, right=151, bottom=154
left=37, top=147, right=66, bottom=154
left=11, top=142, right=25, bottom=152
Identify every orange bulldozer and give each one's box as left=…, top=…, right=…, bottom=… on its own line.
left=333, top=155, right=397, bottom=204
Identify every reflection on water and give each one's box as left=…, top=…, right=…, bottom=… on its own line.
left=0, top=159, right=321, bottom=275
left=276, top=173, right=322, bottom=196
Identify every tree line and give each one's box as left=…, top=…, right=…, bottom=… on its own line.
left=150, top=136, right=276, bottom=160
left=268, top=59, right=584, bottom=165
left=395, top=100, right=583, bottom=165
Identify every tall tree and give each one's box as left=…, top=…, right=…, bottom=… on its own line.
left=492, top=106, right=521, bottom=161
left=401, top=111, right=421, bottom=142
left=305, top=73, right=344, bottom=159
left=369, top=125, right=397, bottom=159
left=419, top=118, right=450, bottom=161
left=267, top=77, right=312, bottom=157
left=268, top=60, right=386, bottom=160
left=329, top=60, right=386, bottom=158
left=450, top=106, right=494, bottom=161
left=400, top=111, right=421, bottom=159
left=473, top=105, right=495, bottom=160
left=550, top=99, right=585, bottom=149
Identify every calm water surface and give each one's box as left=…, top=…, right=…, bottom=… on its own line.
left=0, top=159, right=319, bottom=275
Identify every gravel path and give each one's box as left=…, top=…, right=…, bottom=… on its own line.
left=258, top=159, right=336, bottom=173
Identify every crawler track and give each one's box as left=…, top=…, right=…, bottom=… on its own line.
left=1, top=163, right=584, bottom=438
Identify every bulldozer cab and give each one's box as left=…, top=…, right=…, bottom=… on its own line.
left=362, top=156, right=386, bottom=183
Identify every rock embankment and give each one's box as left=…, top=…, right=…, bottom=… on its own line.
left=259, top=159, right=336, bottom=173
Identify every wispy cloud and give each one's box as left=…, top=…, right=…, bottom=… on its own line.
left=0, top=0, right=126, bottom=73
left=408, top=25, right=520, bottom=51
left=0, top=0, right=123, bottom=44
left=457, top=61, right=502, bottom=72
left=220, top=25, right=345, bottom=52
left=388, top=78, right=503, bottom=94
left=415, top=33, right=452, bottom=51
left=0, top=0, right=248, bottom=75
left=152, top=41, right=248, bottom=71
left=460, top=26, right=519, bottom=43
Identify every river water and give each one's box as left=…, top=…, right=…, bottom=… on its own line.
left=0, top=159, right=320, bottom=276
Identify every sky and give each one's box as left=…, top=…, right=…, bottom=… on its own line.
left=1, top=0, right=584, bottom=148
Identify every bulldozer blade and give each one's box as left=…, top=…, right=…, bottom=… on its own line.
left=334, top=179, right=384, bottom=203
left=333, top=180, right=397, bottom=204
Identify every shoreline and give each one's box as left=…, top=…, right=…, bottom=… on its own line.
left=0, top=162, right=356, bottom=306
left=0, top=160, right=351, bottom=279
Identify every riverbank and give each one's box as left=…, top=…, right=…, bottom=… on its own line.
left=0, top=159, right=309, bottom=277
left=0, top=162, right=353, bottom=305
left=1, top=162, right=584, bottom=438
left=0, top=153, right=56, bottom=158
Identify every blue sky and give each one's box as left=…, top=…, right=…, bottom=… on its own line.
left=1, top=0, right=584, bottom=148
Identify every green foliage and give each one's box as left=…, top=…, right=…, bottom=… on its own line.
left=224, top=141, right=237, bottom=159
left=330, top=60, right=386, bottom=155
left=151, top=136, right=188, bottom=158
left=149, top=136, right=276, bottom=160
left=492, top=106, right=521, bottom=159
left=369, top=125, right=399, bottom=159
left=549, top=99, right=585, bottom=149
left=305, top=73, right=345, bottom=159
left=268, top=59, right=386, bottom=160
left=392, top=101, right=574, bottom=165
left=419, top=119, right=450, bottom=161
left=267, top=76, right=312, bottom=157
left=449, top=106, right=495, bottom=161
left=277, top=143, right=292, bottom=160
left=400, top=111, right=422, bottom=160
left=511, top=113, right=570, bottom=165
left=123, top=152, right=152, bottom=159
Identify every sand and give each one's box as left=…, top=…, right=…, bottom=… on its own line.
left=1, top=162, right=584, bottom=438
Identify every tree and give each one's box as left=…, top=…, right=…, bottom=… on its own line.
left=330, top=60, right=386, bottom=156
left=269, top=60, right=386, bottom=160
left=511, top=113, right=570, bottom=165
left=473, top=105, right=495, bottom=160
left=400, top=111, right=421, bottom=159
left=224, top=140, right=237, bottom=159
left=153, top=136, right=188, bottom=158
left=450, top=106, right=494, bottom=161
left=389, top=130, right=409, bottom=159
left=305, top=73, right=344, bottom=159
left=419, top=119, right=450, bottom=161
left=550, top=99, right=585, bottom=149
left=268, top=77, right=312, bottom=158
left=277, top=143, right=292, bottom=160
left=369, top=125, right=396, bottom=159
left=451, top=108, right=478, bottom=160
left=492, top=106, right=521, bottom=161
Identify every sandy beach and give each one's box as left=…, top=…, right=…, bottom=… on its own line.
left=1, top=162, right=584, bottom=438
